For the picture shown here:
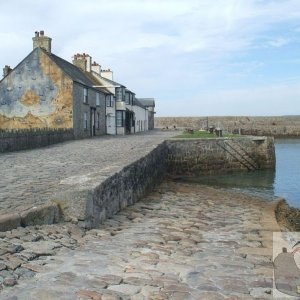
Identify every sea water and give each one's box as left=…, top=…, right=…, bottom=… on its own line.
left=274, top=139, right=300, bottom=208
left=181, top=138, right=300, bottom=209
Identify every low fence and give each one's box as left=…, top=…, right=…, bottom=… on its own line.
left=0, top=128, right=74, bottom=153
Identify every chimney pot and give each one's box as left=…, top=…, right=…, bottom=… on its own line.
left=3, top=65, right=12, bottom=77
left=32, top=30, right=52, bottom=53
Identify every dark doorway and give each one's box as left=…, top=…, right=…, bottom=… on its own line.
left=90, top=107, right=96, bottom=136
left=125, top=111, right=134, bottom=134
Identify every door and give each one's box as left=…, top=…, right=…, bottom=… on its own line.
left=90, top=107, right=96, bottom=136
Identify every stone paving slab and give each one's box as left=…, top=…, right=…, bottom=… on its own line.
left=0, top=130, right=177, bottom=230
left=0, top=181, right=281, bottom=299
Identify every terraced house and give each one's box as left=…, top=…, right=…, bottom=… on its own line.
left=72, top=53, right=153, bottom=135
left=0, top=31, right=155, bottom=139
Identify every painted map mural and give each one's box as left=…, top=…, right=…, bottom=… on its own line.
left=0, top=48, right=73, bottom=130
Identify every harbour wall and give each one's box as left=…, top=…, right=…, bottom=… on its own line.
left=47, top=136, right=275, bottom=229
left=0, top=136, right=275, bottom=231
left=155, top=116, right=300, bottom=137
left=166, top=137, right=275, bottom=175
left=48, top=141, right=169, bottom=229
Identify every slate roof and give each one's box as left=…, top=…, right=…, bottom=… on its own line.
left=47, top=49, right=112, bottom=94
left=83, top=71, right=112, bottom=95
left=49, top=52, right=96, bottom=88
left=134, top=98, right=146, bottom=109
left=137, top=98, right=155, bottom=107
left=97, top=75, right=125, bottom=88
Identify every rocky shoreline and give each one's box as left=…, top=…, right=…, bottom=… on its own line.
left=0, top=181, right=282, bottom=299
left=275, top=199, right=300, bottom=231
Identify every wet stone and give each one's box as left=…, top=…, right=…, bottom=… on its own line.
left=76, top=289, right=102, bottom=300
left=108, top=284, right=141, bottom=296
left=14, top=267, right=35, bottom=279
left=3, top=258, right=23, bottom=271
left=99, top=274, right=123, bottom=285
left=0, top=263, right=6, bottom=271
left=3, top=277, right=17, bottom=287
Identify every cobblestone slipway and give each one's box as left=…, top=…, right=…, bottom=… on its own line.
left=0, top=181, right=279, bottom=299
left=0, top=131, right=281, bottom=299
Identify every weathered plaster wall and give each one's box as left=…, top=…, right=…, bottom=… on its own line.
left=0, top=48, right=73, bottom=130
left=155, top=116, right=300, bottom=137
left=166, top=137, right=275, bottom=175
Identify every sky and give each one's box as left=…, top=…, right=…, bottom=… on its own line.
left=0, top=0, right=300, bottom=117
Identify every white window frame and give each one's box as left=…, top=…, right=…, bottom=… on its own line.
left=96, top=93, right=100, bottom=106
left=83, top=88, right=88, bottom=104
left=116, top=111, right=124, bottom=127
left=125, top=92, right=130, bottom=105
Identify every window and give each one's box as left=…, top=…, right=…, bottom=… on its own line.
left=116, top=87, right=125, bottom=101
left=83, top=88, right=88, bottom=103
left=97, top=113, right=100, bottom=129
left=106, top=95, right=114, bottom=107
left=116, top=111, right=124, bottom=127
left=84, top=112, right=88, bottom=129
left=129, top=93, right=135, bottom=105
left=125, top=92, right=130, bottom=105
left=115, top=87, right=122, bottom=101
left=96, top=93, right=100, bottom=106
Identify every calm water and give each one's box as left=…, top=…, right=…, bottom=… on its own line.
left=181, top=139, right=300, bottom=208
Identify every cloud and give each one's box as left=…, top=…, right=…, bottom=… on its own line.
left=267, top=37, right=291, bottom=48
left=157, top=80, right=300, bottom=116
left=0, top=0, right=300, bottom=116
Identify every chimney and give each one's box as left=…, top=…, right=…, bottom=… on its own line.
left=3, top=65, right=12, bottom=77
left=32, top=30, right=52, bottom=53
left=91, top=61, right=101, bottom=74
left=72, top=53, right=92, bottom=72
left=100, top=68, right=113, bottom=80
left=84, top=53, right=92, bottom=72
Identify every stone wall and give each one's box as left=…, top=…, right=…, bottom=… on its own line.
left=54, top=136, right=274, bottom=229
left=54, top=142, right=169, bottom=229
left=0, top=129, right=74, bottom=153
left=155, top=116, right=300, bottom=137
left=166, top=137, right=275, bottom=175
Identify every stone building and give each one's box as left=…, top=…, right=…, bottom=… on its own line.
left=0, top=31, right=107, bottom=138
left=72, top=53, right=153, bottom=135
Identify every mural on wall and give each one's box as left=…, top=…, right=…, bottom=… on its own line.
left=0, top=48, right=73, bottom=130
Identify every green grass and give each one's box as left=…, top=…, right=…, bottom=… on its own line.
left=174, top=130, right=242, bottom=139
